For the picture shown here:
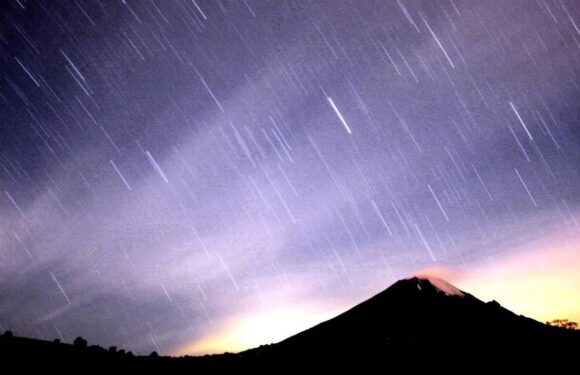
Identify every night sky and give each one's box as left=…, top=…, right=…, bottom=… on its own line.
left=1, top=0, right=579, bottom=355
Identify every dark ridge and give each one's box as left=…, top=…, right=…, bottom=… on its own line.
left=2, top=277, right=579, bottom=370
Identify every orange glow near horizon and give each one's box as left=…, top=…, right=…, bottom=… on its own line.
left=421, top=240, right=580, bottom=325
left=173, top=305, right=340, bottom=356
left=177, top=238, right=580, bottom=356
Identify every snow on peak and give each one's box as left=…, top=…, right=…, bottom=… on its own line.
left=413, top=276, right=465, bottom=297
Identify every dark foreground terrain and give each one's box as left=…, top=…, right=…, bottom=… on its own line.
left=2, top=277, right=579, bottom=370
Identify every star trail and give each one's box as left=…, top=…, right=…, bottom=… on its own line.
left=0, top=0, right=579, bottom=355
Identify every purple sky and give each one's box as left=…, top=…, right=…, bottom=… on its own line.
left=0, top=0, right=579, bottom=355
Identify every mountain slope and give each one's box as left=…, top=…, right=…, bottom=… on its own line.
left=246, top=276, right=580, bottom=362
left=2, top=277, right=579, bottom=369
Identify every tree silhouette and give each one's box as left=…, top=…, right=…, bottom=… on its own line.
left=546, top=319, right=578, bottom=330
left=73, top=336, right=88, bottom=348
left=2, top=330, right=14, bottom=338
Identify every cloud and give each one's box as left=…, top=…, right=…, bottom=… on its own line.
left=1, top=0, right=579, bottom=356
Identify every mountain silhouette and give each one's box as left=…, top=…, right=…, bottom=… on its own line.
left=257, top=277, right=579, bottom=361
left=2, top=277, right=579, bottom=370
